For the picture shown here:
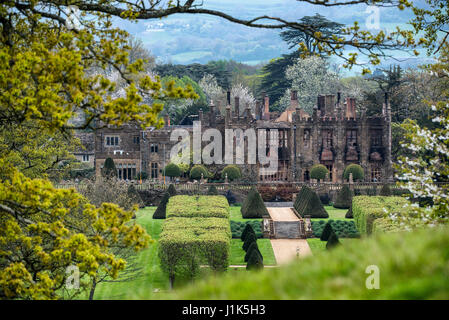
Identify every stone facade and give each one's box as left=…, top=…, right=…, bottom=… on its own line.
left=89, top=91, right=393, bottom=183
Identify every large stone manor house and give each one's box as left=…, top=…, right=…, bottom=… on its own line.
left=75, top=90, right=393, bottom=183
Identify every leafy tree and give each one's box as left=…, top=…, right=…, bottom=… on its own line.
left=221, top=165, right=242, bottom=181
left=164, top=163, right=181, bottom=178
left=310, top=164, right=329, bottom=182
left=189, top=165, right=209, bottom=180
left=343, top=164, right=365, bottom=181
left=102, top=158, right=118, bottom=178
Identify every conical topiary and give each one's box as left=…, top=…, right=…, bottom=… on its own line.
left=379, top=184, right=392, bottom=196
left=241, top=187, right=269, bottom=218
left=241, top=223, right=256, bottom=242
left=244, top=242, right=263, bottom=263
left=167, top=184, right=177, bottom=197
left=153, top=192, right=170, bottom=219
left=293, top=186, right=328, bottom=218
left=225, top=189, right=236, bottom=205
left=326, top=231, right=341, bottom=250
left=246, top=249, right=264, bottom=270
left=242, top=232, right=257, bottom=252
left=208, top=185, right=218, bottom=195
left=345, top=204, right=353, bottom=218
left=333, top=185, right=353, bottom=209
left=320, top=221, right=334, bottom=241
left=101, top=157, right=117, bottom=178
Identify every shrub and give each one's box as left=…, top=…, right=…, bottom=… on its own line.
left=352, top=196, right=410, bottom=235
left=244, top=242, right=263, bottom=263
left=310, top=164, right=329, bottom=181
left=153, top=192, right=170, bottom=219
left=242, top=232, right=257, bottom=252
left=333, top=185, right=353, bottom=209
left=379, top=184, right=392, bottom=196
left=246, top=249, right=264, bottom=271
left=241, top=187, right=269, bottom=218
left=167, top=196, right=230, bottom=219
left=101, top=157, right=117, bottom=178
left=311, top=220, right=359, bottom=238
left=326, top=231, right=341, bottom=250
left=345, top=205, right=353, bottom=219
left=343, top=164, right=364, bottom=181
left=320, top=222, right=334, bottom=241
left=221, top=165, right=242, bottom=181
left=190, top=165, right=209, bottom=180
left=133, top=171, right=148, bottom=180
left=241, top=223, right=256, bottom=241
left=293, top=185, right=328, bottom=218
left=257, top=185, right=276, bottom=201
left=225, top=189, right=236, bottom=205
left=208, top=185, right=218, bottom=195
left=167, top=184, right=177, bottom=197
left=164, top=163, right=181, bottom=177
left=231, top=221, right=262, bottom=239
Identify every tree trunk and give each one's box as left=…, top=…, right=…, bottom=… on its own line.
left=169, top=274, right=174, bottom=290
left=89, top=278, right=97, bottom=300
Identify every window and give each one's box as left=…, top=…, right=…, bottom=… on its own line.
left=322, top=130, right=333, bottom=149
left=370, top=130, right=382, bottom=147
left=133, top=136, right=140, bottom=144
left=151, top=163, right=158, bottom=179
left=371, top=162, right=382, bottom=182
left=346, top=130, right=357, bottom=147
left=82, top=154, right=89, bottom=162
left=303, top=129, right=310, bottom=148
left=150, top=144, right=158, bottom=153
left=106, top=136, right=119, bottom=146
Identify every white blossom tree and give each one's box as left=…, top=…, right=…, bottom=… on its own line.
left=231, top=83, right=256, bottom=116
left=278, top=56, right=341, bottom=114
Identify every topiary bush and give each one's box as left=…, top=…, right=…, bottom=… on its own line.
left=333, top=185, right=353, bottom=209
left=225, top=189, right=236, bottom=205
left=246, top=249, right=264, bottom=270
left=164, top=163, right=181, bottom=177
left=343, top=164, right=364, bottom=181
left=326, top=231, right=341, bottom=250
left=311, top=219, right=359, bottom=238
left=232, top=221, right=261, bottom=239
left=153, top=192, right=170, bottom=219
left=293, top=185, right=328, bottom=218
left=244, top=241, right=263, bottom=263
left=320, top=221, right=334, bottom=241
left=241, top=187, right=269, bottom=219
left=379, top=184, right=392, bottom=196
left=167, top=184, right=177, bottom=197
left=208, top=185, right=218, bottom=195
left=240, top=223, right=256, bottom=241
left=221, top=165, right=242, bottom=181
left=310, top=164, right=329, bottom=182
left=242, top=232, right=257, bottom=252
left=319, top=194, right=330, bottom=205
left=190, top=164, right=209, bottom=180
left=345, top=204, right=353, bottom=219
left=101, top=157, right=117, bottom=178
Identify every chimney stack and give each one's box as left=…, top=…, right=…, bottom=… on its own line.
left=345, top=97, right=356, bottom=119
left=225, top=105, right=232, bottom=126
left=164, top=114, right=170, bottom=127
left=245, top=103, right=253, bottom=120
left=209, top=100, right=216, bottom=127
left=226, top=91, right=231, bottom=106
left=264, top=95, right=270, bottom=120
left=199, top=108, right=203, bottom=123
left=235, top=96, right=240, bottom=119
left=290, top=90, right=298, bottom=109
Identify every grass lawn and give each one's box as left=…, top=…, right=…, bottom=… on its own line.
left=322, top=206, right=348, bottom=220
left=307, top=238, right=360, bottom=254
left=229, top=206, right=262, bottom=222
left=91, top=206, right=272, bottom=299
left=230, top=239, right=276, bottom=266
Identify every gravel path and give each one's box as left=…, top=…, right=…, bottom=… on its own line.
left=267, top=207, right=299, bottom=221
left=270, top=239, right=312, bottom=265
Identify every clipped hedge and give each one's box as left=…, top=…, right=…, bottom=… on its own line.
left=352, top=196, right=410, bottom=235
left=167, top=195, right=230, bottom=219
left=312, top=219, right=359, bottom=238
left=231, top=221, right=262, bottom=239
left=293, top=185, right=328, bottom=218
